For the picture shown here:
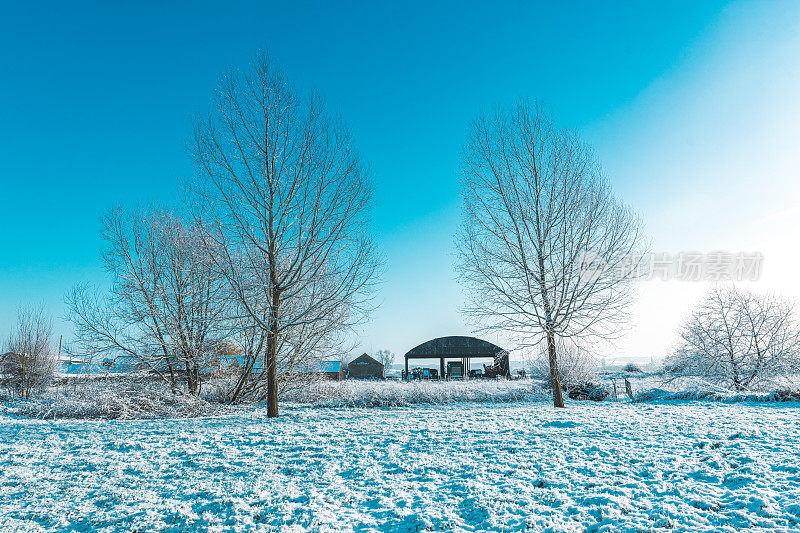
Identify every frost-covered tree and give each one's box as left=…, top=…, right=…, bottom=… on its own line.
left=456, top=100, right=645, bottom=407
left=623, top=363, right=643, bottom=373
left=375, top=349, right=395, bottom=370
left=187, top=51, right=380, bottom=417
left=2, top=304, right=56, bottom=399
left=670, top=284, right=800, bottom=390
left=66, top=207, right=230, bottom=396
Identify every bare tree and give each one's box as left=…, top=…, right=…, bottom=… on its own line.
left=66, top=207, right=230, bottom=395
left=187, top=51, right=380, bottom=417
left=456, top=100, right=645, bottom=407
left=2, top=304, right=56, bottom=399
left=669, top=284, right=800, bottom=391
left=375, top=349, right=395, bottom=371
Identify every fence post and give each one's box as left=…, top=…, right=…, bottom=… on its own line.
left=625, top=378, right=634, bottom=401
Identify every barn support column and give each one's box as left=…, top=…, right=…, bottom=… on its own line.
left=405, top=357, right=409, bottom=380
left=440, top=358, right=445, bottom=380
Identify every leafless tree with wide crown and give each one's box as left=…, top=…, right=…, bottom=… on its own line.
left=66, top=207, right=229, bottom=396
left=456, top=100, right=645, bottom=407
left=187, top=51, right=380, bottom=417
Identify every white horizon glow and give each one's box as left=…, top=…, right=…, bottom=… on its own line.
left=586, top=2, right=800, bottom=364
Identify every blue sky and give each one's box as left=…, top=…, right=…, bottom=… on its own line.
left=2, top=1, right=799, bottom=361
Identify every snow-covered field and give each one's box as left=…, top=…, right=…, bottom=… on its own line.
left=2, top=401, right=800, bottom=532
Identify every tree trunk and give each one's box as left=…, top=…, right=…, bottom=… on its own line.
left=195, top=364, right=201, bottom=395
left=729, top=353, right=742, bottom=391
left=547, top=331, right=565, bottom=408
left=186, top=361, right=198, bottom=396
left=266, top=290, right=280, bottom=418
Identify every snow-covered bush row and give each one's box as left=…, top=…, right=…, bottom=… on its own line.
left=635, top=387, right=800, bottom=403
left=2, top=381, right=235, bottom=419
left=1, top=378, right=549, bottom=419
left=282, top=379, right=546, bottom=407
left=618, top=374, right=800, bottom=404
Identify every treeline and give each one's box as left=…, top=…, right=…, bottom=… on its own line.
left=4, top=51, right=799, bottom=415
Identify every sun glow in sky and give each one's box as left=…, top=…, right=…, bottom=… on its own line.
left=1, top=1, right=799, bottom=363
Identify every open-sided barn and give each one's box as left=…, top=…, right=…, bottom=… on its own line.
left=404, top=336, right=511, bottom=379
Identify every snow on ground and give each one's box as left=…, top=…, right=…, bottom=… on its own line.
left=2, top=401, right=800, bottom=532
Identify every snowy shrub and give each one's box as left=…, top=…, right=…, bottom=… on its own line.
left=282, top=379, right=545, bottom=407
left=567, top=382, right=609, bottom=401
left=525, top=341, right=599, bottom=388
left=2, top=377, right=551, bottom=419
left=623, top=363, right=643, bottom=373
left=4, top=380, right=236, bottom=419
left=202, top=371, right=321, bottom=404
left=634, top=387, right=800, bottom=404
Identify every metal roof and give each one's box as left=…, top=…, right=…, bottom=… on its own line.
left=349, top=353, right=382, bottom=367
left=297, top=360, right=342, bottom=373
left=404, top=336, right=508, bottom=359
left=321, top=361, right=341, bottom=373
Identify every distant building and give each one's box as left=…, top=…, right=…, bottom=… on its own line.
left=299, top=360, right=344, bottom=381
left=404, top=336, right=511, bottom=379
left=347, top=353, right=384, bottom=380
left=58, top=356, right=90, bottom=375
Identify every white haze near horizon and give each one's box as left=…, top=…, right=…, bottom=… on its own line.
left=361, top=2, right=800, bottom=367
left=585, top=2, right=800, bottom=366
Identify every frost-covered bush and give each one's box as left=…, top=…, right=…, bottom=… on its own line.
left=634, top=387, right=800, bottom=404
left=2, top=304, right=56, bottom=399
left=525, top=341, right=599, bottom=388
left=2, top=377, right=549, bottom=418
left=567, top=382, right=609, bottom=401
left=282, top=379, right=545, bottom=407
left=3, top=380, right=235, bottom=419
left=623, top=363, right=643, bottom=373
left=669, top=285, right=800, bottom=391
left=634, top=375, right=800, bottom=404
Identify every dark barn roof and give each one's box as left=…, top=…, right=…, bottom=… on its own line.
left=347, top=353, right=384, bottom=379
left=350, top=353, right=382, bottom=367
left=405, top=336, right=507, bottom=359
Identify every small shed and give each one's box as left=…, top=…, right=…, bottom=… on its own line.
left=347, top=353, right=384, bottom=380
left=295, top=360, right=345, bottom=381
left=318, top=361, right=344, bottom=381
